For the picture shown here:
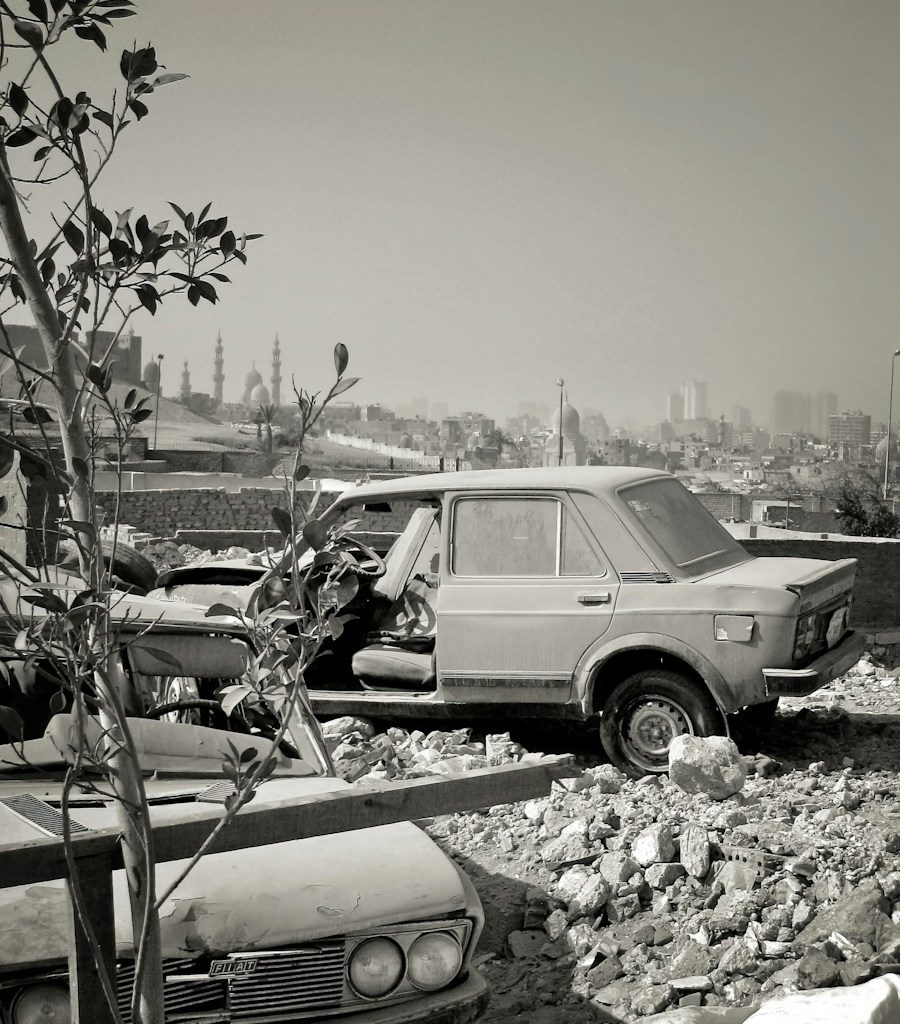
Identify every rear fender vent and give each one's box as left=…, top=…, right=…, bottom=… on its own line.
left=619, top=572, right=674, bottom=584
left=0, top=793, right=91, bottom=837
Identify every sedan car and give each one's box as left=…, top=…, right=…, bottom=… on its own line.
left=152, top=467, right=864, bottom=776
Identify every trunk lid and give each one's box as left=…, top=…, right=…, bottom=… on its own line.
left=704, top=556, right=857, bottom=614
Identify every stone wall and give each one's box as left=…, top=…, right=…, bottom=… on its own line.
left=741, top=536, right=900, bottom=630
left=96, top=487, right=418, bottom=541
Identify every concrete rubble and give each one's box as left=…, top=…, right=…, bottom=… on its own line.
left=320, top=651, right=900, bottom=1022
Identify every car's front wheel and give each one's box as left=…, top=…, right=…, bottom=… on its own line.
left=599, top=669, right=725, bottom=777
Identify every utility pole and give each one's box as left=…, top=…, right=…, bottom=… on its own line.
left=152, top=353, right=163, bottom=451
left=556, top=378, right=564, bottom=466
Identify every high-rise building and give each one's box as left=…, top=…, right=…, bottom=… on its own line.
left=772, top=391, right=810, bottom=435
left=731, top=405, right=752, bottom=431
left=828, top=411, right=871, bottom=446
left=666, top=392, right=684, bottom=422
left=810, top=392, right=838, bottom=438
left=681, top=380, right=708, bottom=420
left=180, top=360, right=191, bottom=401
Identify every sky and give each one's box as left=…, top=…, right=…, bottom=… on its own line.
left=4, top=0, right=898, bottom=427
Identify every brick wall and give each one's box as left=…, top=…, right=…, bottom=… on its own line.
left=95, top=487, right=418, bottom=540
left=741, top=536, right=900, bottom=630
left=695, top=492, right=750, bottom=521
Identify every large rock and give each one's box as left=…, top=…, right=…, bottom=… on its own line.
left=321, top=715, right=375, bottom=741
left=569, top=873, right=612, bottom=918
left=633, top=823, right=676, bottom=866
left=679, top=825, right=711, bottom=878
left=669, top=736, right=746, bottom=800
left=598, top=851, right=640, bottom=886
left=794, top=881, right=890, bottom=948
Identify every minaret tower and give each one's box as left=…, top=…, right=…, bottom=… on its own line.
left=271, top=334, right=282, bottom=407
left=180, top=360, right=191, bottom=402
left=213, top=331, right=224, bottom=408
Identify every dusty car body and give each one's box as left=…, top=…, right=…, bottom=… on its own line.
left=153, top=467, right=864, bottom=775
left=0, top=595, right=487, bottom=1024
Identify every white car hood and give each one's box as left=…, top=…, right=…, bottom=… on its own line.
left=0, top=776, right=467, bottom=968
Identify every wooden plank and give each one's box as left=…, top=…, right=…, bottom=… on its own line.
left=68, top=849, right=117, bottom=1024
left=0, top=757, right=574, bottom=888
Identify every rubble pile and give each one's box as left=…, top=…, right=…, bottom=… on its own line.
left=143, top=541, right=276, bottom=571
left=322, top=716, right=534, bottom=782
left=324, top=654, right=900, bottom=1023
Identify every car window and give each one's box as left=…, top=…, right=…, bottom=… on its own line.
left=452, top=497, right=558, bottom=577
left=618, top=478, right=745, bottom=572
left=561, top=508, right=604, bottom=576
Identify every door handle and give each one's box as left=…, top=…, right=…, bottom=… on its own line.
left=577, top=591, right=611, bottom=605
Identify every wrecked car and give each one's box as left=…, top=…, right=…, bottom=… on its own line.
left=0, top=595, right=487, bottom=1024
left=152, top=467, right=864, bottom=776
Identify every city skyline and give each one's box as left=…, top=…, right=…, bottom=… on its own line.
left=11, top=0, right=896, bottom=428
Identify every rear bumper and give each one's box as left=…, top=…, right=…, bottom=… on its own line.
left=763, top=630, right=866, bottom=698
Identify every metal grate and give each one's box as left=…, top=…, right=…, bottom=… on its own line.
left=117, top=958, right=226, bottom=1021
left=196, top=780, right=237, bottom=804
left=0, top=793, right=90, bottom=837
left=228, top=942, right=346, bottom=1019
left=619, top=571, right=674, bottom=584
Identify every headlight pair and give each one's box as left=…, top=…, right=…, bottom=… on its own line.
left=11, top=984, right=70, bottom=1024
left=348, top=931, right=463, bottom=999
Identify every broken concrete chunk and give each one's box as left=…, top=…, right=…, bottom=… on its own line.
left=680, top=824, right=712, bottom=878
left=598, top=851, right=641, bottom=886
left=633, top=823, right=676, bottom=867
left=669, top=735, right=746, bottom=800
left=646, top=862, right=686, bottom=890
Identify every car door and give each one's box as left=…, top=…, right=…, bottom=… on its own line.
left=436, top=490, right=618, bottom=705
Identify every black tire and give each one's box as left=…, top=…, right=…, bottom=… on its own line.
left=599, top=668, right=725, bottom=778
left=56, top=538, right=158, bottom=595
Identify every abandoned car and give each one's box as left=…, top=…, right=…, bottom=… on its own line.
left=153, top=467, right=864, bottom=775
left=0, top=594, right=488, bottom=1024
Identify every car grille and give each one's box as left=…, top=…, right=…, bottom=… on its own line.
left=228, top=942, right=346, bottom=1019
left=114, top=942, right=346, bottom=1021
left=117, top=959, right=226, bottom=1021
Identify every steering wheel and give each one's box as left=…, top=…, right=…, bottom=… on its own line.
left=338, top=537, right=387, bottom=579
left=146, top=698, right=234, bottom=720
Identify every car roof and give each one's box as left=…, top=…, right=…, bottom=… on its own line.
left=341, top=465, right=669, bottom=500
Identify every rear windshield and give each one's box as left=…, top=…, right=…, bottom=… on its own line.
left=618, top=479, right=747, bottom=574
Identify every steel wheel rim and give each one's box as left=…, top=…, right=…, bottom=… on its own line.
left=620, top=694, right=693, bottom=772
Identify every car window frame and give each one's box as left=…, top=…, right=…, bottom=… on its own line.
left=448, top=492, right=608, bottom=581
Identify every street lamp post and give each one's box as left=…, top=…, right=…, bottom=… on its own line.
left=152, top=353, right=163, bottom=451
left=556, top=378, right=564, bottom=466
left=884, top=349, right=900, bottom=501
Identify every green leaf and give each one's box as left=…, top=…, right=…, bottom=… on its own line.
left=293, top=464, right=310, bottom=482
left=187, top=284, right=200, bottom=306
left=9, top=83, right=28, bottom=118
left=219, top=230, right=236, bottom=256
left=21, top=405, right=52, bottom=425
left=132, top=407, right=153, bottom=423
left=90, top=206, right=112, bottom=237
left=62, top=221, right=84, bottom=255
left=330, top=376, right=360, bottom=398
left=238, top=745, right=257, bottom=764
left=128, top=99, right=148, bottom=121
left=220, top=686, right=252, bottom=716
left=302, top=520, right=327, bottom=551
left=87, top=362, right=108, bottom=392
left=205, top=603, right=241, bottom=619
left=0, top=705, right=24, bottom=743
left=71, top=456, right=90, bottom=479
left=334, top=342, right=349, bottom=376
left=49, top=689, right=67, bottom=713
left=130, top=644, right=182, bottom=670
left=74, top=22, right=107, bottom=51
left=270, top=505, right=293, bottom=538
left=23, top=590, right=67, bottom=614
left=27, top=0, right=48, bottom=22
left=5, top=127, right=37, bottom=148
left=13, top=20, right=43, bottom=46
left=154, top=72, right=189, bottom=87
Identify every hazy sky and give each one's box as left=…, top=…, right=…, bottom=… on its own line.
left=7, top=0, right=898, bottom=425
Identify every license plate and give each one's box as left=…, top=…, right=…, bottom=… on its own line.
left=826, top=607, right=847, bottom=648
left=209, top=958, right=258, bottom=977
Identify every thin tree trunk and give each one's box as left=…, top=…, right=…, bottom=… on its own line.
left=0, top=143, right=166, bottom=1024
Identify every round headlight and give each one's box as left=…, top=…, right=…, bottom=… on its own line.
left=12, top=984, right=70, bottom=1024
left=348, top=937, right=404, bottom=998
left=407, top=932, right=463, bottom=992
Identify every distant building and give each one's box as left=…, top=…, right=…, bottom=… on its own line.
left=666, top=392, right=684, bottom=422
left=829, top=411, right=871, bottom=447
left=543, top=400, right=587, bottom=467
left=772, top=391, right=810, bottom=435
left=731, top=405, right=752, bottom=431
left=811, top=392, right=838, bottom=438
left=0, top=322, right=143, bottom=386
left=681, top=380, right=708, bottom=420
left=361, top=404, right=394, bottom=422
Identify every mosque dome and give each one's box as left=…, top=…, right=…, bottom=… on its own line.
left=552, top=401, right=581, bottom=438
left=250, top=382, right=271, bottom=406
left=244, top=365, right=263, bottom=391
left=142, top=360, right=160, bottom=390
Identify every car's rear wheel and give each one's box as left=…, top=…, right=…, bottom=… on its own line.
left=56, top=538, right=158, bottom=595
left=599, top=668, right=725, bottom=777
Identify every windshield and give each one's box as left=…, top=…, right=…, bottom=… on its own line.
left=618, top=478, right=748, bottom=575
